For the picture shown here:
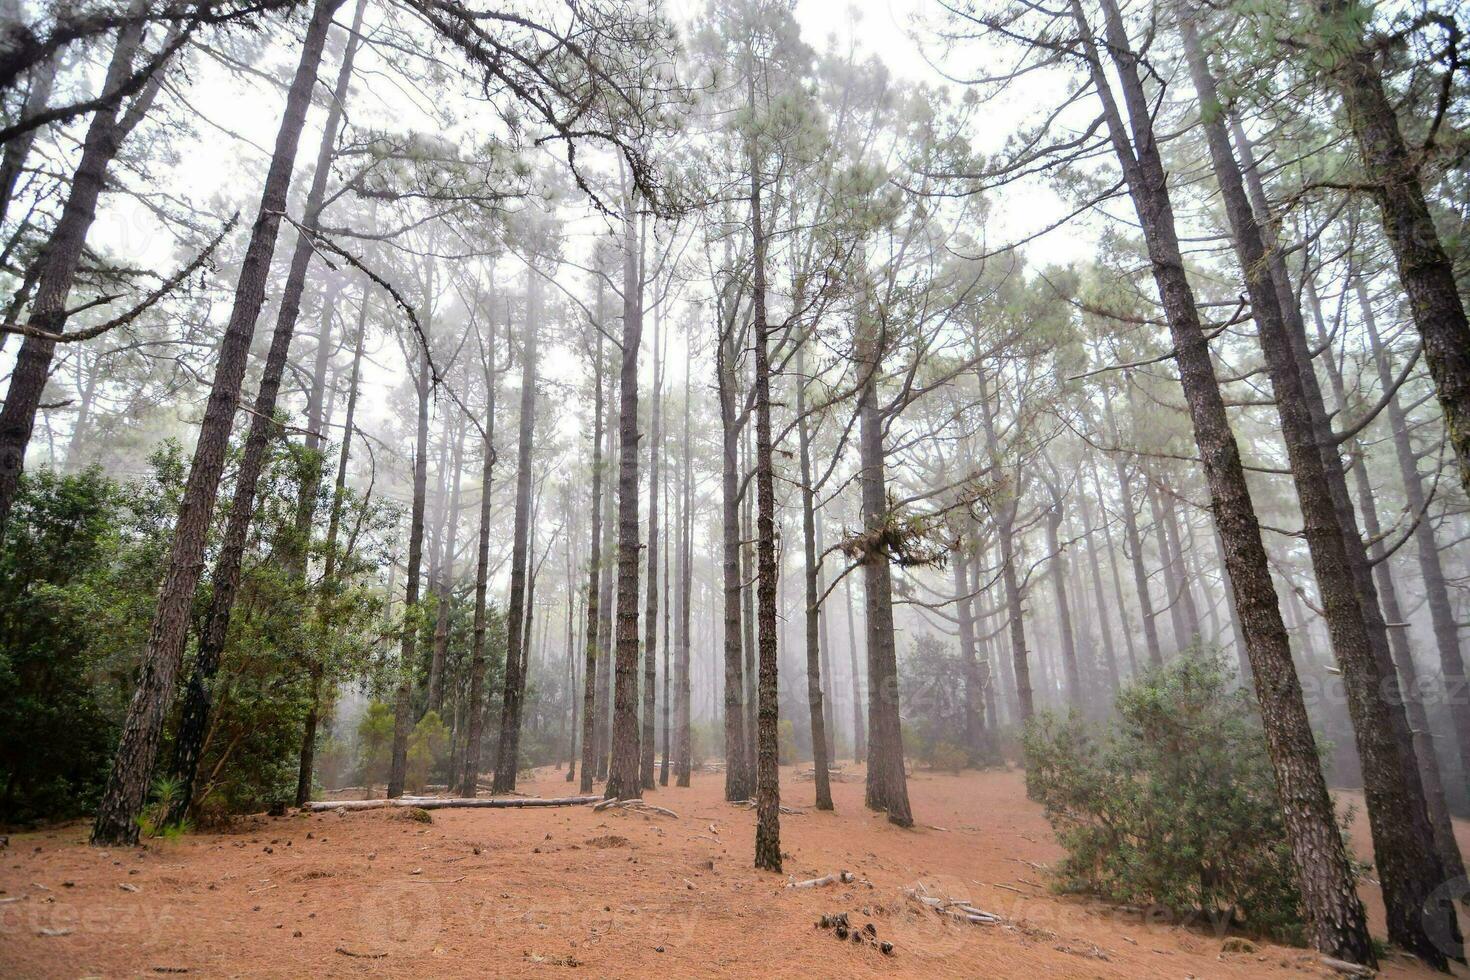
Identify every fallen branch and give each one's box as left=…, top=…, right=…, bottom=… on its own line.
left=789, top=870, right=855, bottom=889
left=304, top=795, right=599, bottom=813
left=903, top=884, right=1002, bottom=925
left=335, top=947, right=387, bottom=959
left=1320, top=957, right=1374, bottom=978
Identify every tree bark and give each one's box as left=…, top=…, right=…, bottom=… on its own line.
left=717, top=302, right=751, bottom=799
left=855, top=278, right=912, bottom=829
left=605, top=185, right=645, bottom=802
left=843, top=569, right=865, bottom=763
left=796, top=343, right=832, bottom=809
left=675, top=343, right=693, bottom=788
left=578, top=292, right=606, bottom=795
left=90, top=0, right=344, bottom=845
left=641, top=301, right=662, bottom=790
left=749, top=88, right=783, bottom=868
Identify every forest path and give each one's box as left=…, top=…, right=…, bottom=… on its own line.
left=0, top=766, right=1460, bottom=978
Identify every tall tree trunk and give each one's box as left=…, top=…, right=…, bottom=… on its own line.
left=855, top=279, right=912, bottom=829
left=795, top=344, right=832, bottom=809
left=461, top=288, right=500, bottom=795
left=741, top=423, right=757, bottom=775
left=0, top=3, right=166, bottom=536
left=493, top=267, right=541, bottom=792
left=302, top=281, right=369, bottom=805
left=1319, top=0, right=1470, bottom=497
left=641, top=303, right=662, bottom=790
left=977, top=364, right=1035, bottom=716
left=843, top=570, right=865, bottom=761
left=0, top=53, right=58, bottom=225
left=717, top=312, right=751, bottom=798
left=675, top=345, right=693, bottom=788
left=388, top=331, right=432, bottom=799
left=748, top=104, right=783, bottom=867
left=1069, top=0, right=1375, bottom=962
left=1303, top=274, right=1463, bottom=877
left=1104, top=393, right=1163, bottom=667
left=90, top=0, right=345, bottom=845
left=578, top=299, right=606, bottom=794
left=814, top=507, right=837, bottom=761
left=1158, top=481, right=1202, bottom=647
left=1077, top=476, right=1121, bottom=696
left=1179, top=15, right=1457, bottom=962
left=1356, top=275, right=1470, bottom=793
left=594, top=398, right=616, bottom=782
left=952, top=539, right=987, bottom=759
left=605, top=186, right=644, bottom=802
left=427, top=415, right=466, bottom=716
left=1043, top=490, right=1082, bottom=707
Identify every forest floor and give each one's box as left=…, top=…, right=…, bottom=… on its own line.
left=0, top=765, right=1463, bottom=978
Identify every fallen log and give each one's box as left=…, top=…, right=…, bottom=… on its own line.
left=304, top=795, right=600, bottom=813
left=1319, top=957, right=1374, bottom=978
left=789, top=870, right=855, bottom=889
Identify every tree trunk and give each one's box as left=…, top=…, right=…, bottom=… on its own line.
left=977, top=364, right=1035, bottom=716
left=388, top=328, right=432, bottom=799
left=460, top=285, right=499, bottom=796
left=578, top=295, right=606, bottom=794
left=594, top=395, right=617, bottom=782
left=493, top=266, right=541, bottom=792
left=1104, top=393, right=1163, bottom=668
left=1070, top=0, right=1375, bottom=962
left=641, top=302, right=662, bottom=790
left=749, top=104, right=783, bottom=868
left=0, top=53, right=58, bottom=225
left=605, top=185, right=645, bottom=802
left=855, top=279, right=912, bottom=829
left=1356, top=275, right=1470, bottom=795
left=675, top=344, right=693, bottom=789
left=1320, top=0, right=1470, bottom=498
left=1179, top=15, right=1456, bottom=962
left=843, top=570, right=866, bottom=762
left=304, top=280, right=369, bottom=805
left=1077, top=474, right=1121, bottom=695
left=1044, top=492, right=1082, bottom=707
left=717, top=306, right=751, bottom=799
left=796, top=343, right=832, bottom=809
left=90, top=0, right=344, bottom=845
left=952, top=539, right=987, bottom=759
left=1303, top=274, right=1462, bottom=877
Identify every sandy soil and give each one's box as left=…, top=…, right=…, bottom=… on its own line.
left=1, top=765, right=1463, bottom=978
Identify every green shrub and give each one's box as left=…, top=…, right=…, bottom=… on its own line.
left=1022, top=652, right=1325, bottom=941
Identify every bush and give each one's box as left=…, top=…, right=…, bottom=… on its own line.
left=1022, top=652, right=1324, bottom=941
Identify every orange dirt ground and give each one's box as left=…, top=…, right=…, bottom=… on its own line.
left=1, top=765, right=1464, bottom=978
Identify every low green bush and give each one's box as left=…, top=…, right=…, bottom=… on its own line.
left=1022, top=652, right=1336, bottom=942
